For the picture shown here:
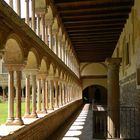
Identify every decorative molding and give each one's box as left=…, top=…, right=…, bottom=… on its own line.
left=81, top=75, right=107, bottom=79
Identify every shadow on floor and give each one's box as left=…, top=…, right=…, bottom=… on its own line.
left=48, top=104, right=93, bottom=140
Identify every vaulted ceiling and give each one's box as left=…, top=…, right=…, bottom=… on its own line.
left=52, top=0, right=134, bottom=62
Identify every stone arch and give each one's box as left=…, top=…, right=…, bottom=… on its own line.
left=4, top=34, right=24, bottom=64
left=48, top=63, right=55, bottom=76
left=54, top=67, right=59, bottom=77
left=39, top=57, right=49, bottom=73
left=83, top=84, right=107, bottom=105
left=25, top=49, right=39, bottom=69
left=80, top=62, right=107, bottom=76
left=45, top=6, right=54, bottom=21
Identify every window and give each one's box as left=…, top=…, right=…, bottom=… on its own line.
left=125, top=43, right=130, bottom=65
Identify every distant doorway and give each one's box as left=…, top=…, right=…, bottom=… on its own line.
left=83, top=85, right=107, bottom=105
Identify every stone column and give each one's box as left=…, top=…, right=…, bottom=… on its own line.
left=54, top=79, right=59, bottom=108
left=9, top=0, right=13, bottom=8
left=25, top=0, right=29, bottom=25
left=105, top=58, right=121, bottom=138
left=48, top=20, right=53, bottom=50
left=37, top=78, right=41, bottom=112
left=58, top=35, right=62, bottom=59
left=61, top=82, right=64, bottom=105
left=16, top=0, right=21, bottom=16
left=24, top=74, right=30, bottom=117
left=58, top=81, right=62, bottom=106
left=48, top=79, right=54, bottom=110
left=45, top=25, right=49, bottom=45
left=14, top=70, right=24, bottom=125
left=37, top=14, right=41, bottom=37
left=41, top=14, right=45, bottom=42
left=6, top=70, right=14, bottom=125
left=30, top=74, right=38, bottom=118
left=41, top=77, right=47, bottom=113
left=52, top=29, right=58, bottom=54
left=45, top=80, right=48, bottom=111
left=31, top=0, right=36, bottom=32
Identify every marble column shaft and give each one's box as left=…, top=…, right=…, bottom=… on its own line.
left=25, top=0, right=29, bottom=25
left=14, top=70, right=23, bottom=125
left=31, top=0, right=35, bottom=32
left=31, top=74, right=37, bottom=117
left=24, top=74, right=30, bottom=117
left=42, top=78, right=47, bottom=113
left=9, top=0, right=13, bottom=8
left=37, top=78, right=41, bottom=112
left=16, top=0, right=21, bottom=16
left=6, top=70, right=14, bottom=124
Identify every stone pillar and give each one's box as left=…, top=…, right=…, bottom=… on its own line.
left=24, top=74, right=30, bottom=117
left=41, top=78, right=47, bottom=113
left=31, top=0, right=36, bottom=32
left=45, top=80, right=48, bottom=111
left=58, top=81, right=62, bottom=106
left=14, top=70, right=24, bottom=125
left=30, top=74, right=38, bottom=118
left=52, top=29, right=58, bottom=54
left=16, top=0, right=21, bottom=16
left=37, top=14, right=41, bottom=37
left=48, top=80, right=54, bottom=110
left=37, top=78, right=41, bottom=112
left=58, top=35, right=62, bottom=59
left=45, top=25, right=49, bottom=45
left=54, top=80, right=59, bottom=108
left=9, top=0, right=13, bottom=8
left=6, top=70, right=14, bottom=125
left=41, top=14, right=45, bottom=42
left=105, top=58, right=121, bottom=138
left=48, top=20, right=53, bottom=50
left=25, top=0, right=29, bottom=25
left=61, top=82, right=64, bottom=105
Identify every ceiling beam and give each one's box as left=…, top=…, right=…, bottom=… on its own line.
left=58, top=6, right=132, bottom=14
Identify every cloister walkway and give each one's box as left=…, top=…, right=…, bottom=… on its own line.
left=49, top=104, right=94, bottom=140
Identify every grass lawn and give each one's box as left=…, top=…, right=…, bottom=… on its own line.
left=0, top=100, right=26, bottom=124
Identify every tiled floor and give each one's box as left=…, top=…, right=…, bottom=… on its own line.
left=49, top=104, right=94, bottom=140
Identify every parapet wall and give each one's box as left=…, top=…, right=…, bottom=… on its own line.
left=1, top=99, right=83, bottom=140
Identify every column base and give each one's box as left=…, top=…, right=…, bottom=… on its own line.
left=30, top=112, right=38, bottom=118
left=5, top=118, right=14, bottom=125
left=49, top=107, right=54, bottom=110
left=24, top=113, right=31, bottom=118
left=13, top=118, right=24, bottom=125
left=41, top=109, right=47, bottom=114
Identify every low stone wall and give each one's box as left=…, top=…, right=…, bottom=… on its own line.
left=1, top=99, right=83, bottom=140
left=120, top=73, right=140, bottom=138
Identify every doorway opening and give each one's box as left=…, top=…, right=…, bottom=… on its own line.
left=83, top=85, right=107, bottom=105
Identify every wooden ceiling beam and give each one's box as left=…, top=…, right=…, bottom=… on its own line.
left=70, top=34, right=120, bottom=39
left=58, top=6, right=132, bottom=14
left=64, top=18, right=126, bottom=26
left=62, top=12, right=129, bottom=19
left=67, top=28, right=122, bottom=33
left=63, top=18, right=126, bottom=24
left=69, top=31, right=121, bottom=36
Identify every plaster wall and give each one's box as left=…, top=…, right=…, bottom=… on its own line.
left=112, top=0, right=140, bottom=137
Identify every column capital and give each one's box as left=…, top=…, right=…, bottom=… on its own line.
left=105, top=58, right=122, bottom=68
left=46, top=19, right=54, bottom=26
left=5, top=64, right=25, bottom=71
left=37, top=73, right=47, bottom=80
left=23, top=69, right=38, bottom=75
